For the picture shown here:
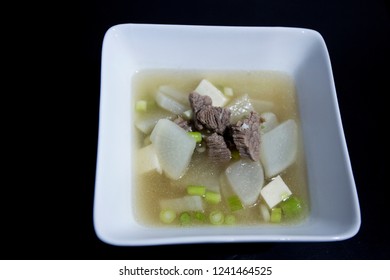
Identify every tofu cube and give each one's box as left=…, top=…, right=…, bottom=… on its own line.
left=194, top=79, right=228, bottom=107
left=260, top=175, right=292, bottom=208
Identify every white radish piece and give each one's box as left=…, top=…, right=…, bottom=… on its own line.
left=194, top=79, right=228, bottom=107
left=150, top=119, right=196, bottom=180
left=136, top=144, right=162, bottom=174
left=160, top=196, right=204, bottom=213
left=260, top=175, right=292, bottom=208
left=172, top=153, right=221, bottom=192
left=135, top=119, right=157, bottom=135
left=135, top=109, right=174, bottom=134
left=260, top=119, right=298, bottom=178
left=224, top=159, right=265, bottom=206
left=155, top=89, right=190, bottom=114
left=260, top=112, right=279, bottom=134
left=259, top=203, right=271, bottom=222
left=226, top=94, right=254, bottom=123
left=158, top=85, right=190, bottom=106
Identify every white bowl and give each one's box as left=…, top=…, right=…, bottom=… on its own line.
left=94, top=24, right=360, bottom=245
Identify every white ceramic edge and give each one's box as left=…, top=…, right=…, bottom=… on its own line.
left=93, top=24, right=361, bottom=246
left=312, top=32, right=361, bottom=240
left=322, top=36, right=361, bottom=237
left=291, top=28, right=361, bottom=242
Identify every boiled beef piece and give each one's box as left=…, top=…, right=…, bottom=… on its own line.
left=205, top=132, right=231, bottom=162
left=196, top=106, right=231, bottom=134
left=173, top=116, right=192, bottom=132
left=189, top=92, right=231, bottom=134
left=189, top=92, right=212, bottom=131
left=231, top=111, right=261, bottom=161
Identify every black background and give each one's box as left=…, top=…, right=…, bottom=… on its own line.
left=4, top=0, right=390, bottom=260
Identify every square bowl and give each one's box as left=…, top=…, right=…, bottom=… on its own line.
left=94, top=24, right=360, bottom=246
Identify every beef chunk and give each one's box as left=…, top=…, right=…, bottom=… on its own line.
left=189, top=92, right=212, bottom=131
left=189, top=92, right=231, bottom=134
left=189, top=91, right=212, bottom=111
left=196, top=106, right=231, bottom=134
left=222, top=126, right=236, bottom=150
left=173, top=116, right=192, bottom=132
left=205, top=133, right=232, bottom=162
left=231, top=111, right=261, bottom=161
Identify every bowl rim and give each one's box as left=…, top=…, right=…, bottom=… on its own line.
left=93, top=23, right=361, bottom=246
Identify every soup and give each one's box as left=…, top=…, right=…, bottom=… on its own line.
left=132, top=70, right=309, bottom=227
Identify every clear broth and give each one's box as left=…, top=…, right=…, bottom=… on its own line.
left=132, top=69, right=309, bottom=227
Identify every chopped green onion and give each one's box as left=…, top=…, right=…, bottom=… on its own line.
left=204, top=191, right=221, bottom=204
left=209, top=211, right=224, bottom=225
left=187, top=131, right=202, bottom=143
left=179, top=212, right=192, bottom=226
left=135, top=100, right=147, bottom=112
left=159, top=209, right=176, bottom=224
left=270, top=208, right=282, bottom=223
left=280, top=195, right=303, bottom=219
left=194, top=211, right=206, bottom=222
left=224, top=214, right=236, bottom=225
left=227, top=195, right=243, bottom=211
left=187, top=185, right=206, bottom=196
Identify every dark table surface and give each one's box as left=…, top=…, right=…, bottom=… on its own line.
left=4, top=0, right=390, bottom=260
